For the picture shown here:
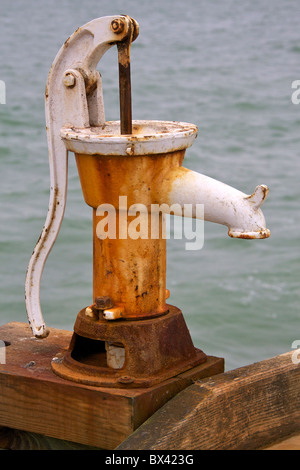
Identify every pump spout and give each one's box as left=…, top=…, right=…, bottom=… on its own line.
left=157, top=166, right=270, bottom=239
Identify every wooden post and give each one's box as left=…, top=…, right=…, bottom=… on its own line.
left=117, top=350, right=300, bottom=450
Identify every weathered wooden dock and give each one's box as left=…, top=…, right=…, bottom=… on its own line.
left=0, top=322, right=222, bottom=450
left=117, top=349, right=300, bottom=450
left=0, top=322, right=299, bottom=450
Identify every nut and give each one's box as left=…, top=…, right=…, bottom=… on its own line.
left=95, top=296, right=113, bottom=310
left=111, top=18, right=125, bottom=34
left=63, top=72, right=76, bottom=87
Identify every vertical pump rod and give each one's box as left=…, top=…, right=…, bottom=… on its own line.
left=117, top=18, right=135, bottom=134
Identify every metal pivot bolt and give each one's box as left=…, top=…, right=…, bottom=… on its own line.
left=63, top=72, right=76, bottom=88
left=111, top=18, right=125, bottom=34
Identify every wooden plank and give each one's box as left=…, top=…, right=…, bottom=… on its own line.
left=0, top=322, right=223, bottom=450
left=0, top=323, right=133, bottom=449
left=264, top=433, right=300, bottom=450
left=131, top=354, right=224, bottom=430
left=117, top=351, right=300, bottom=450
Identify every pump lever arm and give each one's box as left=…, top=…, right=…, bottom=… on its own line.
left=25, top=16, right=139, bottom=337
left=117, top=19, right=135, bottom=134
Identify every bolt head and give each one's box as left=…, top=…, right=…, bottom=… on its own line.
left=111, top=18, right=125, bottom=34
left=95, top=296, right=113, bottom=310
left=63, top=72, right=76, bottom=87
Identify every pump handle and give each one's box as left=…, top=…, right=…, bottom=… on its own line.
left=25, top=16, right=138, bottom=337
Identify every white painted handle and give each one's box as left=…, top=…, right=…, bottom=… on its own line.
left=25, top=16, right=134, bottom=337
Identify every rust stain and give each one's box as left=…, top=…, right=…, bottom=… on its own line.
left=228, top=229, right=270, bottom=239
left=30, top=186, right=60, bottom=266
left=64, top=27, right=82, bottom=48
left=117, top=30, right=133, bottom=134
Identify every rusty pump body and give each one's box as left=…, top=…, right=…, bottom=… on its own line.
left=25, top=16, right=270, bottom=388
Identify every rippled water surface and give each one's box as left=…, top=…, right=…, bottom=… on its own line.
left=0, top=0, right=299, bottom=370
